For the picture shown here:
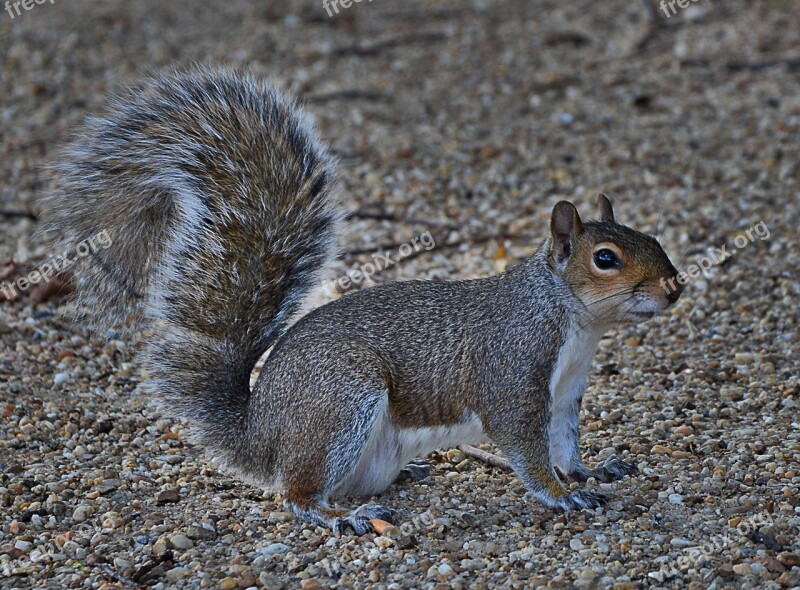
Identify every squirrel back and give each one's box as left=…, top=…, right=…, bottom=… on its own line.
left=42, top=68, right=341, bottom=458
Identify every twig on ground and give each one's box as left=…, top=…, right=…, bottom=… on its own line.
left=459, top=445, right=512, bottom=471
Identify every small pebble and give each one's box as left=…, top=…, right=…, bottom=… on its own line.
left=72, top=505, right=94, bottom=522
left=169, top=533, right=193, bottom=550
left=259, top=543, right=290, bottom=556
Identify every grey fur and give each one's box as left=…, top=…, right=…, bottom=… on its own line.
left=41, top=67, right=341, bottom=464
left=43, top=68, right=682, bottom=533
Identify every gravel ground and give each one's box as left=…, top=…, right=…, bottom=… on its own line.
left=1, top=1, right=799, bottom=589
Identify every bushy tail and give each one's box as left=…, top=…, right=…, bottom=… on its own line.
left=41, top=68, right=340, bottom=456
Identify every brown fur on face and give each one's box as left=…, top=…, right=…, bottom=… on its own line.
left=550, top=196, right=683, bottom=325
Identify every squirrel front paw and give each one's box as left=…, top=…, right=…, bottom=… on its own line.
left=554, top=490, right=608, bottom=511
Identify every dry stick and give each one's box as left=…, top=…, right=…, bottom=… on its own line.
left=459, top=445, right=512, bottom=471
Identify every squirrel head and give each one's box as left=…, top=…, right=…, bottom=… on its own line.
left=548, top=194, right=683, bottom=325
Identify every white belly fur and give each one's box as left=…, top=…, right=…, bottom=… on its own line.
left=549, top=325, right=602, bottom=402
left=336, top=401, right=486, bottom=497
left=548, top=324, right=603, bottom=464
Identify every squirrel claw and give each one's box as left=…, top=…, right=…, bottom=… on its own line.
left=555, top=490, right=608, bottom=511
left=333, top=504, right=398, bottom=534
left=333, top=516, right=374, bottom=535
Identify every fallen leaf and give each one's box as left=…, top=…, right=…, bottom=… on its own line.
left=369, top=519, right=393, bottom=535
left=30, top=272, right=74, bottom=303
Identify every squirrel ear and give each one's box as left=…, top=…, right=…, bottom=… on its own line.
left=550, top=201, right=583, bottom=263
left=597, top=193, right=615, bottom=222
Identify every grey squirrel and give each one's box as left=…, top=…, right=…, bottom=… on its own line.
left=42, top=68, right=684, bottom=534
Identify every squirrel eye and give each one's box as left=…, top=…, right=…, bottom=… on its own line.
left=593, top=248, right=621, bottom=270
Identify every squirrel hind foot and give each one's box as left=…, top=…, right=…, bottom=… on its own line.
left=333, top=504, right=399, bottom=535
left=554, top=490, right=608, bottom=511
left=333, top=516, right=374, bottom=536
left=351, top=503, right=399, bottom=522
left=283, top=499, right=347, bottom=530
left=593, top=455, right=638, bottom=482
left=283, top=499, right=398, bottom=535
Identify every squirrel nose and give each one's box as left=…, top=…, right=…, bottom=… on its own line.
left=664, top=276, right=685, bottom=305
left=666, top=288, right=681, bottom=305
